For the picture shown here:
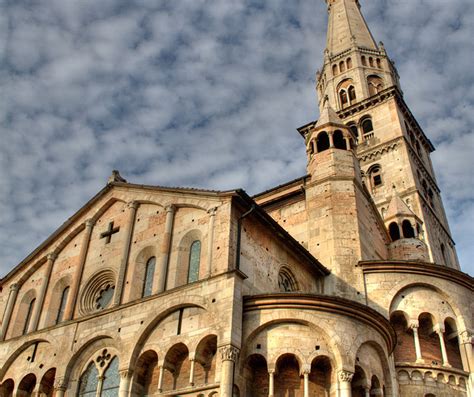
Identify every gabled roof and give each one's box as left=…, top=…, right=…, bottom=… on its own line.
left=385, top=191, right=417, bottom=220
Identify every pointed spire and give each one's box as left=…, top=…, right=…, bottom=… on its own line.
left=326, top=0, right=378, bottom=55
left=385, top=190, right=416, bottom=220
left=316, top=97, right=344, bottom=128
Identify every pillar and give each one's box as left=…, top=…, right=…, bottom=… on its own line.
left=302, top=364, right=311, bottom=397
left=344, top=136, right=351, bottom=150
left=157, top=364, right=165, bottom=392
left=363, top=386, right=370, bottom=397
left=329, top=131, right=335, bottom=148
left=435, top=326, right=450, bottom=367
left=155, top=205, right=175, bottom=294
left=54, top=378, right=67, bottom=397
left=268, top=370, right=275, bottom=397
left=219, top=345, right=240, bottom=397
left=30, top=252, right=57, bottom=332
left=206, top=207, right=217, bottom=278
left=119, top=369, right=133, bottom=397
left=64, top=219, right=95, bottom=321
left=114, top=201, right=139, bottom=306
left=338, top=370, right=353, bottom=397
left=95, top=375, right=105, bottom=397
left=0, top=283, right=20, bottom=341
left=189, top=356, right=196, bottom=386
left=409, top=321, right=423, bottom=362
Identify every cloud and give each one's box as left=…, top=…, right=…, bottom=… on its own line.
left=0, top=0, right=472, bottom=276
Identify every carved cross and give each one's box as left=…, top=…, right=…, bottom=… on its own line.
left=100, top=221, right=120, bottom=244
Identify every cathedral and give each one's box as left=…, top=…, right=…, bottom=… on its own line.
left=0, top=1, right=472, bottom=396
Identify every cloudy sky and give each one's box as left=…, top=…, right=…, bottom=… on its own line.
left=1, top=0, right=473, bottom=277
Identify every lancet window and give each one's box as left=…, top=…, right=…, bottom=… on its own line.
left=23, top=298, right=36, bottom=335
left=56, top=287, right=69, bottom=324
left=142, top=257, right=156, bottom=298
left=78, top=356, right=119, bottom=396
left=187, top=240, right=201, bottom=283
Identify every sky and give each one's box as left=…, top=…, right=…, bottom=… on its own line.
left=0, top=0, right=473, bottom=277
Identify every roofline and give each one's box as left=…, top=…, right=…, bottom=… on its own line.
left=0, top=182, right=240, bottom=283
left=252, top=175, right=309, bottom=200
left=234, top=189, right=330, bottom=277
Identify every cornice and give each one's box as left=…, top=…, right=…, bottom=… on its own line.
left=358, top=261, right=473, bottom=291
left=243, top=293, right=396, bottom=354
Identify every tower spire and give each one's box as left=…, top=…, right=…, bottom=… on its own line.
left=325, top=0, right=378, bottom=56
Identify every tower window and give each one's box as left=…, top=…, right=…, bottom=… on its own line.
left=389, top=222, right=401, bottom=242
left=339, top=60, right=346, bottom=73
left=402, top=220, right=415, bottom=238
left=316, top=131, right=330, bottom=152
left=376, top=58, right=382, bottom=68
left=361, top=118, right=374, bottom=137
left=142, top=257, right=156, bottom=298
left=346, top=57, right=352, bottom=69
left=339, top=90, right=348, bottom=107
left=369, top=57, right=374, bottom=67
left=348, top=123, right=358, bottom=139
left=369, top=165, right=383, bottom=188
left=367, top=75, right=384, bottom=96
left=361, top=56, right=367, bottom=66
left=333, top=130, right=346, bottom=150
left=332, top=64, right=338, bottom=76
left=348, top=86, right=356, bottom=102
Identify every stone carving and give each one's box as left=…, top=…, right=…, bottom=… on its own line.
left=338, top=370, right=354, bottom=383
left=108, top=170, right=127, bottom=184
left=219, top=345, right=240, bottom=362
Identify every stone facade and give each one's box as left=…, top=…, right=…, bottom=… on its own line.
left=0, top=1, right=472, bottom=397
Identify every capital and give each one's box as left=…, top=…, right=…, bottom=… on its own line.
left=301, top=364, right=311, bottom=375
left=165, top=204, right=175, bottom=214
left=85, top=218, right=96, bottom=228
left=219, top=345, right=240, bottom=362
left=338, top=370, right=354, bottom=383
left=409, top=320, right=419, bottom=330
left=119, top=368, right=134, bottom=379
left=128, top=200, right=140, bottom=210
left=54, top=377, right=67, bottom=391
left=47, top=252, right=58, bottom=262
left=208, top=207, right=218, bottom=216
left=10, top=283, right=20, bottom=292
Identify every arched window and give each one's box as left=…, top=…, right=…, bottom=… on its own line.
left=361, top=118, right=374, bottom=137
left=102, top=357, right=120, bottom=395
left=142, top=257, right=156, bottom=298
left=56, top=287, right=69, bottom=324
left=389, top=222, right=401, bottom=242
left=278, top=268, right=298, bottom=292
left=187, top=240, right=201, bottom=283
left=361, top=56, right=367, bottom=66
left=78, top=362, right=99, bottom=397
left=369, top=165, right=383, bottom=188
left=347, top=123, right=358, bottom=140
left=23, top=298, right=36, bottom=335
left=376, top=58, right=382, bottom=68
left=367, top=75, right=384, bottom=96
left=339, top=90, right=348, bottom=107
left=316, top=132, right=330, bottom=153
left=402, top=220, right=415, bottom=238
left=339, top=61, right=345, bottom=73
left=346, top=57, right=352, bottom=69
left=333, top=130, right=346, bottom=150
left=369, top=57, right=374, bottom=67
left=348, top=86, right=356, bottom=102
left=332, top=64, right=338, bottom=76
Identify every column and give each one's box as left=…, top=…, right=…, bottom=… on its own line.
left=268, top=370, right=275, bottom=397
left=155, top=205, right=175, bottom=294
left=344, top=136, right=351, bottom=150
left=363, top=386, right=370, bottom=397
left=54, top=378, right=67, bottom=397
left=64, top=219, right=95, bottom=321
left=338, top=370, right=353, bottom=397
left=219, top=345, right=240, bottom=397
left=302, top=364, right=311, bottom=397
left=157, top=363, right=165, bottom=392
left=96, top=375, right=105, bottom=397
left=435, top=326, right=451, bottom=367
left=0, top=283, right=20, bottom=341
left=329, top=132, right=335, bottom=148
left=206, top=207, right=217, bottom=278
left=119, top=369, right=134, bottom=397
left=409, top=321, right=423, bottom=362
left=30, top=252, right=57, bottom=332
left=114, top=201, right=139, bottom=306
left=189, top=355, right=196, bottom=386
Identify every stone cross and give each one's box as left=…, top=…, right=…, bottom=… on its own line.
left=100, top=221, right=120, bottom=244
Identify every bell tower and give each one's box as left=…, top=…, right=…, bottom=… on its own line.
left=308, top=0, right=460, bottom=269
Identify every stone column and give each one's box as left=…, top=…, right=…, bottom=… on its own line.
left=206, top=207, right=217, bottom=278
left=302, top=364, right=311, bottom=397
left=95, top=375, right=105, bottom=397
left=268, top=370, right=275, bottom=397
left=189, top=355, right=196, bottom=386
left=157, top=363, right=165, bottom=393
left=64, top=219, right=95, bottom=321
left=54, top=378, right=67, bottom=397
left=114, top=201, right=139, bottom=306
left=119, top=369, right=134, bottom=397
left=410, top=321, right=423, bottom=362
left=155, top=205, right=175, bottom=294
left=435, top=326, right=451, bottom=367
left=338, top=370, right=353, bottom=397
left=329, top=132, right=335, bottom=148
left=363, top=386, right=370, bottom=397
left=344, top=136, right=351, bottom=150
left=30, top=252, right=57, bottom=332
left=219, top=345, right=240, bottom=397
left=0, top=283, right=20, bottom=341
